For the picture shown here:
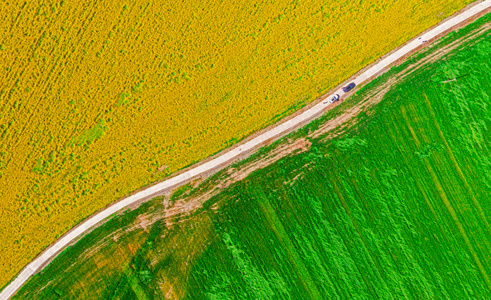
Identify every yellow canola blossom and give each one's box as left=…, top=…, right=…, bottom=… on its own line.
left=0, top=0, right=472, bottom=286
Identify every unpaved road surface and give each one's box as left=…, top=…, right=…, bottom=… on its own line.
left=2, top=1, right=491, bottom=298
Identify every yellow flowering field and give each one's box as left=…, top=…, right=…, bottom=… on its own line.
left=0, top=0, right=472, bottom=287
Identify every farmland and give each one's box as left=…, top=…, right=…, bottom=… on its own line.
left=9, top=12, right=491, bottom=299
left=0, top=0, right=475, bottom=286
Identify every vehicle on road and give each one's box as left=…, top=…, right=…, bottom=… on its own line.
left=343, top=82, right=356, bottom=92
left=329, top=94, right=340, bottom=103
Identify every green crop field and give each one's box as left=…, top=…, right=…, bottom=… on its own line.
left=9, top=12, right=491, bottom=299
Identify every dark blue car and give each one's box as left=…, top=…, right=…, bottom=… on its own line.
left=343, top=82, right=356, bottom=92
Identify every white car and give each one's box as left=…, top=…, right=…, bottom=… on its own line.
left=323, top=94, right=340, bottom=105
left=329, top=94, right=340, bottom=104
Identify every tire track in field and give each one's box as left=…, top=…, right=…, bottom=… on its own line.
left=400, top=100, right=491, bottom=291
left=422, top=94, right=491, bottom=237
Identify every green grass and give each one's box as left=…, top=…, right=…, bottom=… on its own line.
left=183, top=18, right=491, bottom=298
left=170, top=183, right=193, bottom=203
left=69, top=120, right=108, bottom=146
left=10, top=13, right=491, bottom=300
